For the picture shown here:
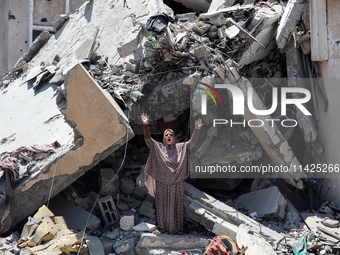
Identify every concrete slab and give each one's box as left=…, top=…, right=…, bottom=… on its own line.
left=184, top=182, right=284, bottom=246
left=135, top=233, right=210, bottom=255
left=185, top=200, right=239, bottom=239
left=236, top=186, right=287, bottom=221
left=2, top=63, right=133, bottom=233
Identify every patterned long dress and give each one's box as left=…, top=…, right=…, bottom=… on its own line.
left=143, top=125, right=199, bottom=234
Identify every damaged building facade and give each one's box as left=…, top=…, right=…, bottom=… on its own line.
left=0, top=0, right=84, bottom=74
left=1, top=0, right=340, bottom=254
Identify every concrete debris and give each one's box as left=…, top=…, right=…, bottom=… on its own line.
left=120, top=177, right=135, bottom=196
left=236, top=186, right=287, bottom=221
left=135, top=233, right=210, bottom=255
left=301, top=212, right=340, bottom=243
left=0, top=62, right=133, bottom=233
left=236, top=224, right=276, bottom=255
left=120, top=215, right=135, bottom=231
left=113, top=237, right=136, bottom=255
left=184, top=182, right=284, bottom=246
left=53, top=13, right=70, bottom=33
left=76, top=28, right=99, bottom=61
left=0, top=0, right=338, bottom=254
left=208, top=0, right=236, bottom=13
left=133, top=222, right=156, bottom=232
left=99, top=168, right=120, bottom=196
left=139, top=200, right=156, bottom=218
left=276, top=0, right=307, bottom=49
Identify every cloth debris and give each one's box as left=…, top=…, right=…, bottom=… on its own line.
left=146, top=12, right=175, bottom=34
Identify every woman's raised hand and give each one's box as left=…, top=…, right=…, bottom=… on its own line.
left=195, top=118, right=204, bottom=129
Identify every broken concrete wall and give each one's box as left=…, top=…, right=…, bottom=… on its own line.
left=1, top=63, right=133, bottom=233
left=0, top=0, right=9, bottom=76
left=317, top=0, right=340, bottom=206
left=7, top=0, right=29, bottom=70
left=33, top=0, right=66, bottom=26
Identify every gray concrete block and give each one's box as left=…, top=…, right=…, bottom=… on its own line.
left=98, top=195, right=120, bottom=226
left=236, top=186, right=287, bottom=221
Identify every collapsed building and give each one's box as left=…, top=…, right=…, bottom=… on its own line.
left=0, top=0, right=339, bottom=254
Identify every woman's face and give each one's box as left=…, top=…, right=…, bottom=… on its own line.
left=164, top=130, right=174, bottom=146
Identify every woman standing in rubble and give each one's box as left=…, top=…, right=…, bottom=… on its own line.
left=141, top=113, right=203, bottom=234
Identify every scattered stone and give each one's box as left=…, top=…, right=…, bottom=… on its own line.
left=105, top=228, right=120, bottom=240
left=99, top=168, right=119, bottom=196
left=131, top=186, right=146, bottom=201
left=132, top=222, right=156, bottom=232
left=113, top=238, right=136, bottom=255
left=139, top=200, right=155, bottom=218
left=319, top=206, right=335, bottom=215
left=117, top=203, right=130, bottom=211
left=321, top=218, right=340, bottom=228
left=250, top=178, right=271, bottom=192
left=120, top=177, right=135, bottom=196
left=120, top=215, right=134, bottom=231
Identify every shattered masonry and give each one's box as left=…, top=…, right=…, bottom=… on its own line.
left=0, top=0, right=338, bottom=254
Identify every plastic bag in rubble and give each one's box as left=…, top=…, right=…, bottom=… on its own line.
left=291, top=237, right=308, bottom=255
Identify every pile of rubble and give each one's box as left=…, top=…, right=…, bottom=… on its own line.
left=0, top=0, right=336, bottom=254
